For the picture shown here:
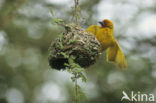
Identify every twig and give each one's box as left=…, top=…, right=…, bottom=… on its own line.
left=72, top=0, right=79, bottom=25
left=74, top=73, right=78, bottom=103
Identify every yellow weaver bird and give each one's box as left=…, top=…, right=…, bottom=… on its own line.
left=86, top=19, right=127, bottom=69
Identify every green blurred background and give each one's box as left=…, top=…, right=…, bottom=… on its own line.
left=0, top=0, right=156, bottom=103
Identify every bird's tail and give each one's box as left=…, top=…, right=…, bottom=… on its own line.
left=106, top=40, right=127, bottom=69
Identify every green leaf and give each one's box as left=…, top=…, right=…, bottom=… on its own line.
left=66, top=68, right=72, bottom=73
left=55, top=18, right=64, bottom=22
left=50, top=8, right=55, bottom=16
left=51, top=17, right=58, bottom=25
left=64, top=63, right=69, bottom=67
left=58, top=42, right=64, bottom=49
left=67, top=39, right=77, bottom=44
left=79, top=73, right=87, bottom=82
left=73, top=67, right=79, bottom=73
left=60, top=52, right=69, bottom=58
left=68, top=56, right=75, bottom=65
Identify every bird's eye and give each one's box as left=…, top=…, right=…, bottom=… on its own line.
left=98, top=21, right=104, bottom=26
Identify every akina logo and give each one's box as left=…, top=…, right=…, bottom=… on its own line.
left=121, top=91, right=155, bottom=102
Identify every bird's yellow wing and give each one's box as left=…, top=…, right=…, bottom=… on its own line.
left=86, top=25, right=100, bottom=36
left=106, top=40, right=127, bottom=69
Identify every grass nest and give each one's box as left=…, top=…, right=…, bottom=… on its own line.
left=48, top=24, right=101, bottom=70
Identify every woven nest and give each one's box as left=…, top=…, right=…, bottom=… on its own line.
left=48, top=24, right=101, bottom=70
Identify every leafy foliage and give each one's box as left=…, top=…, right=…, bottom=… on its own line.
left=63, top=53, right=87, bottom=102
left=50, top=8, right=65, bottom=26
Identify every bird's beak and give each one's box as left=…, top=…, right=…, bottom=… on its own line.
left=99, top=21, right=104, bottom=26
